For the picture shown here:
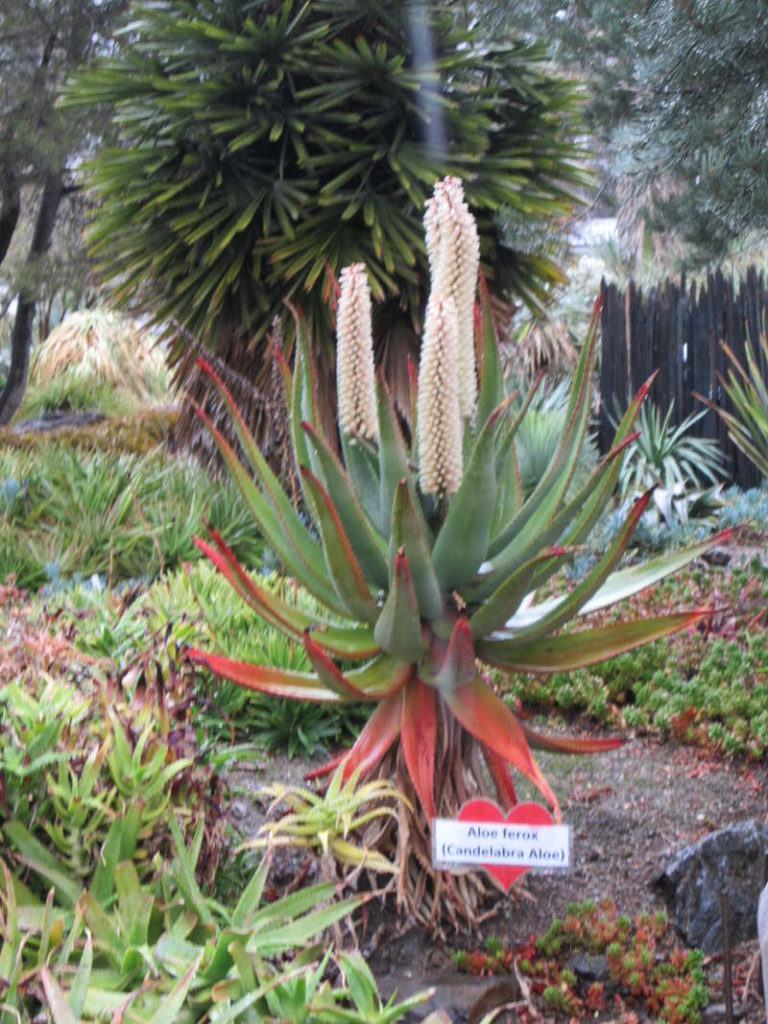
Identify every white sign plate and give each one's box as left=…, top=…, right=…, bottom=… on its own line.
left=432, top=817, right=571, bottom=871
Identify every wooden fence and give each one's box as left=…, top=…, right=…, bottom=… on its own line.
left=598, top=267, right=768, bottom=488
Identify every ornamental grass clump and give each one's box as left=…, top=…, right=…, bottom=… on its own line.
left=188, top=178, right=728, bottom=930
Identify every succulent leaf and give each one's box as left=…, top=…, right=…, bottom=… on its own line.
left=422, top=616, right=477, bottom=693
left=444, top=678, right=559, bottom=816
left=374, top=551, right=426, bottom=662
left=521, top=726, right=624, bottom=755
left=302, top=635, right=413, bottom=700
left=186, top=649, right=343, bottom=703
left=302, top=422, right=388, bottom=589
left=389, top=480, right=443, bottom=621
left=300, top=468, right=380, bottom=624
left=431, top=402, right=504, bottom=590
left=475, top=274, right=504, bottom=431
left=195, top=531, right=380, bottom=661
left=376, top=378, right=412, bottom=538
left=401, top=679, right=437, bottom=820
left=478, top=610, right=710, bottom=671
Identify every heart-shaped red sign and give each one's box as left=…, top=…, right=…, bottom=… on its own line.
left=457, top=799, right=555, bottom=892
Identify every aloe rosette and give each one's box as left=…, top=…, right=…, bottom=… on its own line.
left=188, top=178, right=727, bottom=926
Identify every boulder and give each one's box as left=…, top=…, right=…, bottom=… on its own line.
left=653, top=820, right=768, bottom=954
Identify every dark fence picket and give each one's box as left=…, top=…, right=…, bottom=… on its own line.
left=599, top=267, right=768, bottom=488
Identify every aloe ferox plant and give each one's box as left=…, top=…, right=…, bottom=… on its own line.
left=188, top=178, right=727, bottom=928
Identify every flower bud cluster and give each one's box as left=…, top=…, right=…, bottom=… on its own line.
left=417, top=295, right=464, bottom=496
left=417, top=177, right=481, bottom=495
left=336, top=263, right=378, bottom=441
left=423, top=177, right=480, bottom=419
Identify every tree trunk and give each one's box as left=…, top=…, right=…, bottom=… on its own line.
left=0, top=172, right=64, bottom=426
left=0, top=171, right=21, bottom=268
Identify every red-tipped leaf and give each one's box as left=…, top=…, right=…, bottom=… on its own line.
left=444, top=676, right=560, bottom=818
left=401, top=678, right=437, bottom=819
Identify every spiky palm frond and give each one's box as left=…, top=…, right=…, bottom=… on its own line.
left=66, top=0, right=588, bottom=365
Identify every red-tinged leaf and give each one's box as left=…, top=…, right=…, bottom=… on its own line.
left=197, top=531, right=380, bottom=661
left=186, top=648, right=341, bottom=703
left=303, top=633, right=413, bottom=701
left=340, top=692, right=404, bottom=780
left=424, top=616, right=476, bottom=692
left=522, top=725, right=624, bottom=755
left=302, top=421, right=388, bottom=589
left=301, top=467, right=379, bottom=623
left=401, top=678, right=437, bottom=819
left=482, top=745, right=518, bottom=812
left=444, top=677, right=560, bottom=818
left=306, top=752, right=345, bottom=782
left=478, top=610, right=712, bottom=673
left=469, top=548, right=573, bottom=639
left=373, top=550, right=425, bottom=662
left=192, top=403, right=339, bottom=610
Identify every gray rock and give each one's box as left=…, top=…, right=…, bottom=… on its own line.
left=654, top=820, right=768, bottom=954
left=565, top=952, right=611, bottom=983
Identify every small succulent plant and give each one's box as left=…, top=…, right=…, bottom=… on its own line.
left=188, top=177, right=726, bottom=927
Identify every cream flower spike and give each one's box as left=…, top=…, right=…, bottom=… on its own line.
left=417, top=294, right=463, bottom=496
left=428, top=177, right=480, bottom=420
left=336, top=263, right=379, bottom=442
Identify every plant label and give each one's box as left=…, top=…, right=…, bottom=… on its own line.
left=432, top=799, right=571, bottom=892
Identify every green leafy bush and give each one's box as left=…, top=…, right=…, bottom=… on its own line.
left=58, top=561, right=370, bottom=758
left=0, top=446, right=262, bottom=588
left=1, top=824, right=423, bottom=1024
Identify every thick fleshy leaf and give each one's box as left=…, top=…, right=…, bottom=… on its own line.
left=187, top=648, right=341, bottom=702
left=374, top=550, right=425, bottom=662
left=422, top=616, right=476, bottom=692
left=288, top=307, right=325, bottom=516
left=341, top=431, right=381, bottom=528
left=431, top=400, right=506, bottom=589
left=473, top=431, right=639, bottom=602
left=390, top=479, right=442, bottom=620
left=469, top=548, right=571, bottom=639
left=196, top=356, right=319, bottom=568
left=376, top=377, right=411, bottom=540
left=522, top=725, right=623, bottom=755
left=482, top=745, right=518, bottom=811
left=475, top=274, right=503, bottom=431
left=444, top=677, right=559, bottom=816
left=502, top=529, right=734, bottom=632
left=301, top=468, right=379, bottom=624
left=496, top=491, right=652, bottom=646
left=193, top=405, right=339, bottom=605
left=487, top=301, right=599, bottom=560
left=562, top=372, right=657, bottom=546
left=401, top=678, right=437, bottom=819
left=197, top=531, right=381, bottom=661
left=341, top=692, right=403, bottom=779
left=302, top=422, right=388, bottom=588
left=478, top=610, right=710, bottom=672
left=303, top=634, right=414, bottom=701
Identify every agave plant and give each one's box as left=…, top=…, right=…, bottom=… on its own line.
left=616, top=402, right=726, bottom=499
left=188, top=178, right=727, bottom=928
left=697, top=336, right=768, bottom=480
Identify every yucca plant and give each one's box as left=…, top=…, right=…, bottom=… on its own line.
left=66, top=0, right=588, bottom=453
left=697, top=336, right=768, bottom=480
left=188, top=178, right=727, bottom=929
